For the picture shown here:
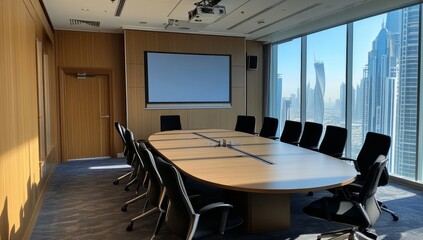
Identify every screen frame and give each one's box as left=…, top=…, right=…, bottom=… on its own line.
left=144, top=51, right=232, bottom=109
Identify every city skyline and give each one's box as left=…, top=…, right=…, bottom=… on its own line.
left=272, top=6, right=419, bottom=180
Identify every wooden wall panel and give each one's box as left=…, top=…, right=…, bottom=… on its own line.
left=1, top=0, right=59, bottom=239
left=55, top=31, right=126, bottom=157
left=125, top=30, right=263, bottom=139
left=247, top=40, right=264, bottom=130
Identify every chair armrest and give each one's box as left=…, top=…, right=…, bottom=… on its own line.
left=198, top=202, right=233, bottom=234
left=198, top=202, right=233, bottom=214
left=339, top=157, right=356, bottom=162
left=339, top=157, right=359, bottom=170
left=189, top=194, right=201, bottom=200
left=188, top=194, right=202, bottom=206
left=310, top=146, right=319, bottom=151
left=328, top=152, right=344, bottom=158
left=288, top=141, right=299, bottom=146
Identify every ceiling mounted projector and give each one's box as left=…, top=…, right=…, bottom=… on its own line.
left=188, top=5, right=226, bottom=24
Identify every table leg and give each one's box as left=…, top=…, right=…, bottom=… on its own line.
left=246, top=192, right=291, bottom=233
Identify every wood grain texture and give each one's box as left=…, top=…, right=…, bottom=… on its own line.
left=0, top=0, right=59, bottom=239
left=55, top=31, right=126, bottom=157
left=149, top=130, right=357, bottom=193
left=61, top=74, right=111, bottom=160
left=246, top=41, right=264, bottom=130
left=149, top=129, right=356, bottom=232
left=125, top=30, right=264, bottom=140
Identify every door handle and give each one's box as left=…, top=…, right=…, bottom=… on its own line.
left=100, top=115, right=110, bottom=119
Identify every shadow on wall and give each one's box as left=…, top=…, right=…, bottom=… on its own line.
left=1, top=178, right=40, bottom=239
left=1, top=197, right=10, bottom=240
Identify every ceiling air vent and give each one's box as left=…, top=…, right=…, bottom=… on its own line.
left=69, top=19, right=100, bottom=27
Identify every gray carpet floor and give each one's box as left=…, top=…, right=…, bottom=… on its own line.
left=31, top=158, right=423, bottom=240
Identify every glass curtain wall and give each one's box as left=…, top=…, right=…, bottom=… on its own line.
left=306, top=26, right=346, bottom=127
left=269, top=4, right=421, bottom=182
left=269, top=39, right=301, bottom=136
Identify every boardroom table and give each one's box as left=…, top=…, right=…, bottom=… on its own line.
left=148, top=129, right=357, bottom=233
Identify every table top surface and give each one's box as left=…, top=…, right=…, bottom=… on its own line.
left=149, top=129, right=357, bottom=193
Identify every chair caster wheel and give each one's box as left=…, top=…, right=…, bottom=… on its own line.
left=307, top=191, right=314, bottom=196
left=124, top=186, right=130, bottom=191
left=126, top=222, right=133, bottom=231
left=113, top=180, right=119, bottom=185
left=393, top=215, right=399, bottom=221
left=121, top=205, right=128, bottom=212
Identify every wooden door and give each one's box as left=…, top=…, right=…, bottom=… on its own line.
left=61, top=72, right=111, bottom=161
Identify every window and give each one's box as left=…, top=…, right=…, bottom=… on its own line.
left=352, top=6, right=419, bottom=180
left=306, top=26, right=346, bottom=127
left=270, top=38, right=301, bottom=135
left=268, top=4, right=422, bottom=182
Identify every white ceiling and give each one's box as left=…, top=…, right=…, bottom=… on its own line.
left=42, top=0, right=421, bottom=42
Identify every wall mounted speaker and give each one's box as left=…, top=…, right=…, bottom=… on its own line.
left=247, top=55, right=258, bottom=70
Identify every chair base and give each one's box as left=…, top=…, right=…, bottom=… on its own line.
left=379, top=201, right=399, bottom=221
left=113, top=170, right=132, bottom=185
left=317, top=227, right=377, bottom=240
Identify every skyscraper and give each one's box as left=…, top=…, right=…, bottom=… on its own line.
left=314, top=61, right=325, bottom=123
left=394, top=6, right=419, bottom=179
left=364, top=20, right=396, bottom=139
left=340, top=82, right=346, bottom=122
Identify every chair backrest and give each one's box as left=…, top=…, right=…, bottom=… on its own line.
left=280, top=120, right=302, bottom=144
left=114, top=122, right=128, bottom=156
left=298, top=122, right=323, bottom=149
left=114, top=121, right=126, bottom=144
left=133, top=141, right=163, bottom=208
left=160, top=115, right=182, bottom=132
left=259, top=117, right=279, bottom=138
left=357, top=155, right=388, bottom=226
left=356, top=132, right=391, bottom=185
left=235, top=115, right=256, bottom=134
left=155, top=156, right=198, bottom=239
left=123, top=128, right=136, bottom=165
left=318, top=125, right=347, bottom=158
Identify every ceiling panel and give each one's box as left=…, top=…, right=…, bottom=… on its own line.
left=42, top=0, right=422, bottom=42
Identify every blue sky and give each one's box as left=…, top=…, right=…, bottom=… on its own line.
left=277, top=13, right=386, bottom=102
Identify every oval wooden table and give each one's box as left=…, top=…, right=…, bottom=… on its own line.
left=148, top=129, right=357, bottom=233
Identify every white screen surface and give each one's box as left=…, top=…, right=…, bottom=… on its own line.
left=145, top=52, right=231, bottom=108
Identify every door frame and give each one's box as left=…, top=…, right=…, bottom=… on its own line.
left=59, top=67, right=114, bottom=162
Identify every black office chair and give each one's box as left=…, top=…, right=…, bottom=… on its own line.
left=298, top=121, right=323, bottom=149
left=318, top=125, right=348, bottom=158
left=113, top=122, right=132, bottom=185
left=235, top=115, right=256, bottom=134
left=307, top=125, right=348, bottom=197
left=114, top=121, right=128, bottom=156
left=258, top=117, right=279, bottom=139
left=126, top=141, right=166, bottom=232
left=120, top=128, right=144, bottom=191
left=155, top=156, right=243, bottom=240
left=112, top=126, right=140, bottom=189
left=120, top=138, right=149, bottom=212
left=303, top=155, right=387, bottom=240
left=160, top=115, right=182, bottom=132
left=279, top=120, right=302, bottom=145
left=341, top=132, right=398, bottom=221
